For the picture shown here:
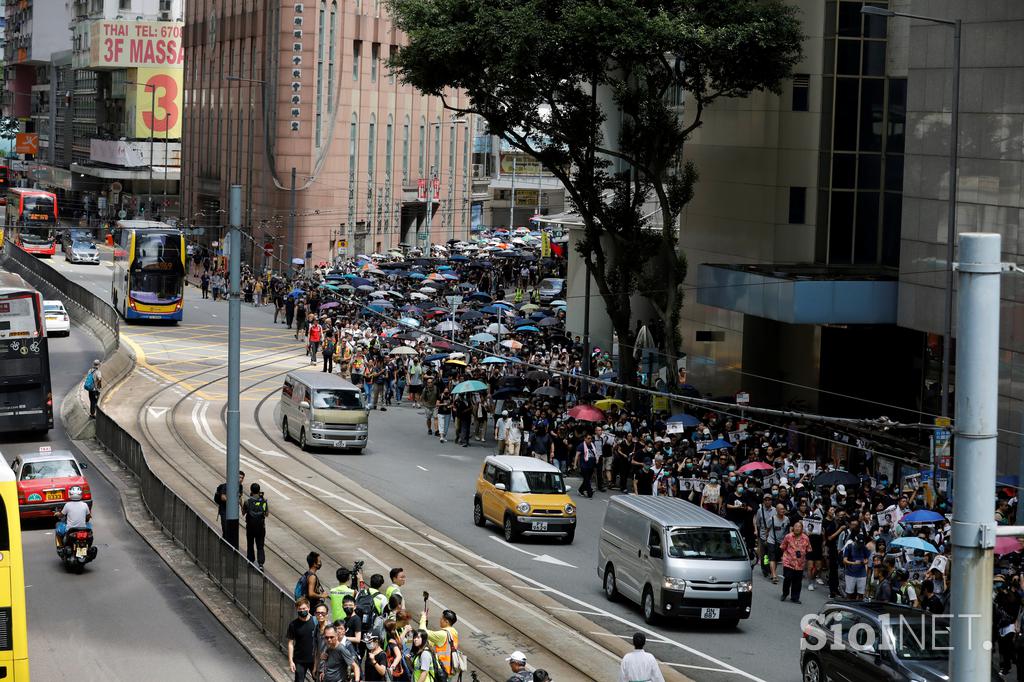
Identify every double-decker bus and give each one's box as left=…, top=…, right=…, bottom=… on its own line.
left=5, top=188, right=58, bottom=257
left=0, top=456, right=28, bottom=681
left=111, top=220, right=185, bottom=322
left=0, top=272, right=53, bottom=434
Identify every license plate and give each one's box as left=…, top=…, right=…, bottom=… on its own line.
left=531, top=521, right=548, bottom=531
left=45, top=491, right=62, bottom=501
left=701, top=607, right=720, bottom=620
left=75, top=547, right=87, bottom=558
left=335, top=440, right=346, bottom=447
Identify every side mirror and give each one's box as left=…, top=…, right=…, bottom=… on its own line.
left=649, top=546, right=663, bottom=559
left=564, top=485, right=571, bottom=494
left=495, top=483, right=506, bottom=492
left=300, top=400, right=311, bottom=410
left=79, top=462, right=88, bottom=470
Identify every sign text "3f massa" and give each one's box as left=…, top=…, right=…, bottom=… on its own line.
left=88, top=20, right=185, bottom=69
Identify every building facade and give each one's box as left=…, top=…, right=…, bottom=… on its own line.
left=182, top=0, right=476, bottom=268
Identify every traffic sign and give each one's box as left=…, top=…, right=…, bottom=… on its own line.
left=15, top=133, right=38, bottom=155
left=118, top=209, right=127, bottom=218
left=445, top=295, right=463, bottom=310
left=735, top=391, right=750, bottom=406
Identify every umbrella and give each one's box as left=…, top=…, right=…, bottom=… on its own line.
left=320, top=301, right=340, bottom=310
left=699, top=439, right=733, bottom=451
left=534, top=385, right=562, bottom=398
left=525, top=370, right=551, bottom=382
left=436, top=321, right=463, bottom=333
left=432, top=340, right=454, bottom=350
left=568, top=405, right=605, bottom=422
left=550, top=299, right=566, bottom=306
left=500, top=339, right=523, bottom=350
left=519, top=303, right=539, bottom=312
left=444, top=358, right=468, bottom=366
left=996, top=536, right=1023, bottom=556
left=356, top=285, right=375, bottom=293
left=423, top=353, right=450, bottom=362
left=452, top=380, right=488, bottom=394
left=420, top=286, right=439, bottom=294
left=339, top=284, right=355, bottom=292
left=408, top=272, right=427, bottom=280
left=594, top=398, right=625, bottom=411
left=900, top=510, right=945, bottom=524
left=890, top=537, right=939, bottom=554
left=459, top=310, right=484, bottom=321
left=409, top=292, right=430, bottom=301
left=467, top=292, right=492, bottom=303
left=813, top=470, right=860, bottom=488
left=481, top=356, right=506, bottom=364
left=367, top=302, right=394, bottom=312
left=470, top=332, right=497, bottom=343
left=390, top=346, right=417, bottom=356
left=369, top=291, right=387, bottom=298
left=515, top=325, right=540, bottom=333
left=289, top=288, right=305, bottom=298
left=537, top=316, right=561, bottom=327
left=666, top=413, right=700, bottom=427
left=737, top=462, right=774, bottom=474
left=393, top=331, right=421, bottom=341
left=399, top=317, right=421, bottom=328
left=350, top=277, right=373, bottom=287
left=486, top=323, right=511, bottom=335
left=449, top=255, right=469, bottom=262
left=492, top=386, right=523, bottom=400
left=321, top=283, right=340, bottom=292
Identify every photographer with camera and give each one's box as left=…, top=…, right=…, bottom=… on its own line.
left=330, top=561, right=366, bottom=624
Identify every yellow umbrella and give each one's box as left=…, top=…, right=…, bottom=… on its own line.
left=444, top=358, right=468, bottom=366
left=594, top=398, right=625, bottom=411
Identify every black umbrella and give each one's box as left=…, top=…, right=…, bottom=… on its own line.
left=492, top=386, right=523, bottom=400
left=459, top=310, right=484, bottom=321
left=534, top=385, right=562, bottom=398
left=537, top=316, right=561, bottom=327
left=813, top=470, right=859, bottom=488
left=525, top=370, right=551, bottom=382
left=499, top=376, right=525, bottom=389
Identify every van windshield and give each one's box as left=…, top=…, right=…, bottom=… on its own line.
left=509, top=470, right=565, bottom=494
left=312, top=389, right=364, bottom=409
left=667, top=528, right=747, bottom=560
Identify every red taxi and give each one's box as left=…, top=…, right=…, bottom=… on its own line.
left=10, top=448, right=91, bottom=519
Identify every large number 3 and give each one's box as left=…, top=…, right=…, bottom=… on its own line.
left=142, top=74, right=179, bottom=134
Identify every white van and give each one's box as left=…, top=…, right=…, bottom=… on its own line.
left=279, top=370, right=369, bottom=452
left=598, top=495, right=752, bottom=627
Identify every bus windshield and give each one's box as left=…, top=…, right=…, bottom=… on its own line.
left=22, top=194, right=55, bottom=222
left=130, top=271, right=182, bottom=303
left=19, top=232, right=51, bottom=246
left=135, top=232, right=183, bottom=271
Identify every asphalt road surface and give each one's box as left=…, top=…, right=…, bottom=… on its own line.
left=43, top=253, right=821, bottom=682
left=1, top=264, right=268, bottom=681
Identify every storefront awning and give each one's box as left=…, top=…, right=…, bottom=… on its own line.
left=71, top=163, right=180, bottom=181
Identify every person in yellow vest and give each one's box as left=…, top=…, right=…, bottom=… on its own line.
left=513, top=287, right=524, bottom=303
left=385, top=567, right=406, bottom=601
left=530, top=287, right=540, bottom=303
left=419, top=607, right=459, bottom=678
left=368, top=573, right=389, bottom=614
left=328, top=566, right=359, bottom=623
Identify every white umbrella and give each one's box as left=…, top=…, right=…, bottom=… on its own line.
left=369, top=291, right=387, bottom=298
left=409, top=292, right=429, bottom=301
left=420, top=286, right=438, bottom=294
left=486, top=323, right=511, bottom=334
left=390, top=346, right=417, bottom=356
left=436, top=321, right=463, bottom=333
left=399, top=317, right=421, bottom=328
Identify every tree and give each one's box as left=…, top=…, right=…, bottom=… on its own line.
left=388, top=0, right=803, bottom=387
left=0, top=116, right=18, bottom=141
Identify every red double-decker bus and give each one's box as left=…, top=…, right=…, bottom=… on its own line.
left=6, top=188, right=58, bottom=257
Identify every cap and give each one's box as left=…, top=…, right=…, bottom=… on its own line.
left=93, top=359, right=101, bottom=367
left=836, top=484, right=847, bottom=496
left=506, top=651, right=527, bottom=664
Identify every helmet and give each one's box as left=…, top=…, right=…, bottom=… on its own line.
left=68, top=486, right=83, bottom=501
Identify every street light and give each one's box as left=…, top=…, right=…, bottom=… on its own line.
left=861, top=5, right=961, bottom=422
left=123, top=80, right=158, bottom=218
left=421, top=113, right=468, bottom=255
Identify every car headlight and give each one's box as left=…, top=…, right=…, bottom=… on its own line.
left=311, top=421, right=325, bottom=430
left=663, top=577, right=686, bottom=590
left=515, top=502, right=530, bottom=514
left=737, top=580, right=753, bottom=593
left=564, top=503, right=576, bottom=515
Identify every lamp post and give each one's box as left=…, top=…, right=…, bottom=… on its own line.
left=123, top=80, right=158, bottom=218
left=861, top=6, right=961, bottom=420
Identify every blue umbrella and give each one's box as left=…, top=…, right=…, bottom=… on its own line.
left=437, top=265, right=453, bottom=271
left=515, top=325, right=540, bottom=333
left=900, top=510, right=945, bottom=524
left=481, top=356, right=506, bottom=364
left=699, top=439, right=733, bottom=451
left=423, top=353, right=450, bottom=363
left=467, top=292, right=492, bottom=302
left=350, top=277, right=373, bottom=287
left=449, top=255, right=469, bottom=262
left=452, top=380, right=488, bottom=394
left=470, top=331, right=496, bottom=342
left=399, top=317, right=420, bottom=328
left=289, top=288, right=305, bottom=297
left=408, top=272, right=427, bottom=280
left=667, top=413, right=700, bottom=427
left=368, top=302, right=393, bottom=312
left=891, top=537, right=939, bottom=554
left=480, top=305, right=505, bottom=315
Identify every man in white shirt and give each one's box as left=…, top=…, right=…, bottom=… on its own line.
left=619, top=632, right=664, bottom=682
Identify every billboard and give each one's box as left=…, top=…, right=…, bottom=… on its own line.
left=88, top=20, right=185, bottom=69
left=132, top=68, right=183, bottom=139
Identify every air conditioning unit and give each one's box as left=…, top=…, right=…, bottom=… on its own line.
left=294, top=3, right=304, bottom=13
left=472, top=163, right=483, bottom=177
left=159, top=11, right=171, bottom=21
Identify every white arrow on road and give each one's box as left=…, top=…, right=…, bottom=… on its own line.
left=437, top=453, right=473, bottom=462
left=242, top=439, right=286, bottom=457
left=488, top=535, right=576, bottom=568
left=148, top=406, right=168, bottom=418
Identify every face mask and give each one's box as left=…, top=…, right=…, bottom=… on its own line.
left=728, top=465, right=736, bottom=472
left=298, top=610, right=309, bottom=618
left=685, top=463, right=693, bottom=469
left=772, top=489, right=779, bottom=496
left=729, top=476, right=737, bottom=483
left=344, top=606, right=354, bottom=615
left=736, top=487, right=744, bottom=494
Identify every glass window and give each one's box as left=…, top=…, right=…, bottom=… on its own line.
left=862, top=41, right=886, bottom=77
left=449, top=124, right=456, bottom=175
left=837, top=2, right=862, bottom=37
left=887, top=78, right=907, bottom=153
left=483, top=463, right=496, bottom=484
left=130, top=272, right=183, bottom=302
left=859, top=79, right=884, bottom=151
left=433, top=118, right=441, bottom=174
left=386, top=115, right=394, bottom=176
left=418, top=117, right=426, bottom=176
left=789, top=187, right=806, bottom=224
left=858, top=154, right=881, bottom=189
left=667, top=528, right=747, bottom=560
left=648, top=526, right=662, bottom=549
left=353, top=41, right=361, bottom=81
left=20, top=459, right=81, bottom=480
left=368, top=114, right=376, bottom=178
left=885, top=155, right=904, bottom=192
left=371, top=43, right=379, bottom=82
left=882, top=192, right=902, bottom=267
left=836, top=40, right=861, bottom=75
left=863, top=8, right=888, bottom=39
left=402, top=116, right=410, bottom=182
left=829, top=191, right=855, bottom=263
left=832, top=153, right=857, bottom=189
left=834, top=78, right=859, bottom=151
left=349, top=114, right=358, bottom=175
left=312, top=389, right=364, bottom=409
left=792, top=74, right=810, bottom=112
left=854, top=191, right=880, bottom=263
left=135, top=233, right=183, bottom=271
left=508, top=470, right=565, bottom=494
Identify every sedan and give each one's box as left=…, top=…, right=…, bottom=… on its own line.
left=11, top=448, right=91, bottom=520
left=65, top=240, right=100, bottom=264
left=43, top=300, right=71, bottom=336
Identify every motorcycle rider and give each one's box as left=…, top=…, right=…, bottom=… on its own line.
left=55, top=486, right=91, bottom=548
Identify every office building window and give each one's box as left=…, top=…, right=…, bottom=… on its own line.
left=349, top=114, right=358, bottom=174
left=368, top=114, right=377, bottom=179
left=371, top=43, right=379, bottom=83
left=402, top=116, right=410, bottom=182
left=792, top=74, right=809, bottom=112
left=788, top=187, right=806, bottom=224
left=353, top=41, right=361, bottom=81
left=418, top=117, right=425, bottom=176
left=385, top=115, right=393, bottom=176
left=433, top=118, right=441, bottom=174
left=327, top=2, right=337, bottom=110
left=119, top=0, right=131, bottom=10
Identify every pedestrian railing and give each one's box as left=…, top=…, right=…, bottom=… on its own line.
left=95, top=409, right=295, bottom=653
left=0, top=241, right=119, bottom=354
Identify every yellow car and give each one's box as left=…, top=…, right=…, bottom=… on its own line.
left=474, top=455, right=577, bottom=544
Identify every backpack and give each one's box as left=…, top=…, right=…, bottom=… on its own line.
left=430, top=649, right=449, bottom=682
left=83, top=370, right=96, bottom=392
left=294, top=570, right=311, bottom=601
left=355, top=589, right=376, bottom=631
left=246, top=496, right=267, bottom=523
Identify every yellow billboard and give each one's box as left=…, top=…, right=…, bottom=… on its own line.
left=132, top=67, right=183, bottom=139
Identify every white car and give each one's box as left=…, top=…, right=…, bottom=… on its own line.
left=43, top=300, right=71, bottom=337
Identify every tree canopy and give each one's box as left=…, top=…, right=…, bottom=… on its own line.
left=389, top=0, right=803, bottom=386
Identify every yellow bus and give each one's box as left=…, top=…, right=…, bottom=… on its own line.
left=0, top=456, right=29, bottom=680
left=111, top=220, right=185, bottom=322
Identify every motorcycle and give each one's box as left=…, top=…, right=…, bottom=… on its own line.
left=56, top=527, right=98, bottom=573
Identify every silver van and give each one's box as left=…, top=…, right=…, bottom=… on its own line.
left=597, top=495, right=752, bottom=626
left=279, top=370, right=369, bottom=452
left=538, top=277, right=565, bottom=303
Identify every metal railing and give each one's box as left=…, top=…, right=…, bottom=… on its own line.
left=94, top=411, right=295, bottom=652
left=0, top=240, right=119, bottom=354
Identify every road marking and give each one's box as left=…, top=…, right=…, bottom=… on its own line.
left=148, top=406, right=168, bottom=418
left=258, top=479, right=291, bottom=501
left=242, top=439, right=286, bottom=457
left=430, top=535, right=765, bottom=681
left=437, top=453, right=472, bottom=461
left=416, top=465, right=429, bottom=471
left=487, top=536, right=577, bottom=568
left=664, top=662, right=738, bottom=674
left=367, top=524, right=404, bottom=530
left=303, top=509, right=343, bottom=537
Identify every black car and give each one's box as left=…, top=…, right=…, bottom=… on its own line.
left=800, top=601, right=958, bottom=682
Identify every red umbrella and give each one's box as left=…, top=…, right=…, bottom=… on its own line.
left=737, top=461, right=774, bottom=474
left=569, top=405, right=606, bottom=422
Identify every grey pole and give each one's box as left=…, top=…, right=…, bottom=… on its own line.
left=583, top=264, right=592, bottom=376
left=148, top=85, right=155, bottom=217
left=224, top=184, right=243, bottom=549
left=509, top=157, right=516, bottom=229
left=939, top=19, right=962, bottom=421
left=949, top=231, right=1000, bottom=681
left=288, top=166, right=297, bottom=268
